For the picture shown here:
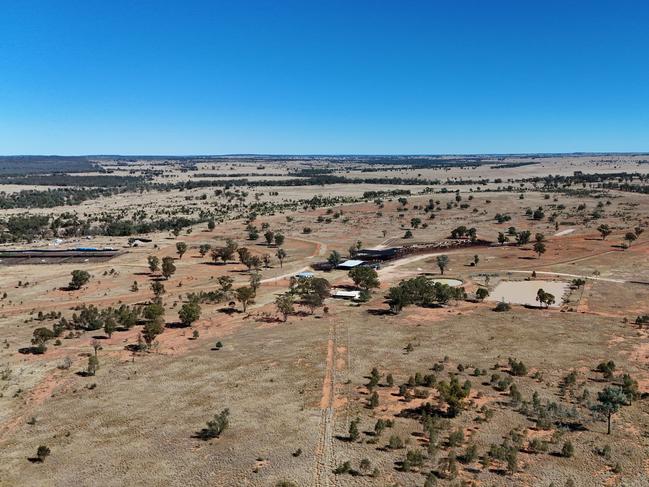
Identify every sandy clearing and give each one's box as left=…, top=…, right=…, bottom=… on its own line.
left=377, top=251, right=445, bottom=281
left=260, top=266, right=310, bottom=284
left=487, top=280, right=570, bottom=307
left=554, top=228, right=575, bottom=236
left=291, top=236, right=328, bottom=257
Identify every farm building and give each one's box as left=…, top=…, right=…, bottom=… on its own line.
left=295, top=271, right=314, bottom=279
left=337, top=259, right=365, bottom=269
left=332, top=289, right=362, bottom=300
left=354, top=247, right=401, bottom=261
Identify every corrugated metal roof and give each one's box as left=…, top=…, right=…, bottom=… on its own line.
left=333, top=290, right=361, bottom=298
left=338, top=259, right=365, bottom=268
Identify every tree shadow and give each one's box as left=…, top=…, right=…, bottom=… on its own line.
left=18, top=346, right=44, bottom=355
left=556, top=421, right=587, bottom=432
left=165, top=321, right=190, bottom=329
left=256, top=315, right=282, bottom=323
left=217, top=307, right=239, bottom=315
left=367, top=308, right=393, bottom=316
left=333, top=284, right=358, bottom=291
left=192, top=430, right=221, bottom=441
left=334, top=434, right=355, bottom=442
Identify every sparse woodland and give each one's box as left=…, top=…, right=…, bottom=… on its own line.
left=0, top=155, right=648, bottom=486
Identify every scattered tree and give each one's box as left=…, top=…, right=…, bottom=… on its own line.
left=597, top=224, right=612, bottom=240
left=217, top=276, right=234, bottom=294
left=533, top=240, right=546, bottom=258
left=276, top=248, right=287, bottom=268
left=327, top=250, right=343, bottom=267
left=476, top=287, right=489, bottom=301
left=142, top=317, right=164, bottom=347
left=348, top=266, right=380, bottom=291
left=179, top=302, right=201, bottom=326
left=536, top=288, right=555, bottom=308
left=595, top=386, right=629, bottom=434
left=87, top=354, right=99, bottom=376
left=436, top=255, right=449, bottom=275
left=235, top=286, right=256, bottom=312
left=148, top=255, right=160, bottom=273
left=69, top=270, right=90, bottom=290
left=35, top=445, right=50, bottom=462
left=199, top=244, right=211, bottom=258
left=197, top=409, right=230, bottom=440
left=151, top=281, right=165, bottom=300
left=176, top=242, right=188, bottom=259
left=161, top=257, right=176, bottom=280
left=436, top=376, right=471, bottom=417
left=275, top=294, right=294, bottom=322
left=624, top=232, right=637, bottom=247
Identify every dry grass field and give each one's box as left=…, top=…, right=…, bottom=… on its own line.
left=0, top=155, right=648, bottom=486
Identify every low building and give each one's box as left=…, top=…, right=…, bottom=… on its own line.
left=295, top=271, right=314, bottom=279
left=354, top=247, right=401, bottom=261
left=337, top=259, right=365, bottom=269
left=332, top=289, right=361, bottom=300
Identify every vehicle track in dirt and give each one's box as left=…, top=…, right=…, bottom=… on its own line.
left=313, top=321, right=337, bottom=487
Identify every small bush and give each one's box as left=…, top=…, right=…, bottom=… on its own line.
left=36, top=445, right=50, bottom=462
left=388, top=435, right=403, bottom=449
left=561, top=440, right=574, bottom=458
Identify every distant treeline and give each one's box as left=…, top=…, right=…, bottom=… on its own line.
left=0, top=188, right=121, bottom=209
left=193, top=172, right=285, bottom=178
left=529, top=172, right=645, bottom=187
left=0, top=213, right=202, bottom=242
left=288, top=168, right=336, bottom=176
left=0, top=156, right=98, bottom=175
left=101, top=155, right=493, bottom=168
left=0, top=214, right=51, bottom=242
left=0, top=190, right=364, bottom=242
left=101, top=217, right=202, bottom=236
left=362, top=189, right=412, bottom=198
left=0, top=172, right=499, bottom=209
left=490, top=161, right=538, bottom=169
left=0, top=174, right=147, bottom=187
left=602, top=182, right=649, bottom=194
left=155, top=175, right=440, bottom=190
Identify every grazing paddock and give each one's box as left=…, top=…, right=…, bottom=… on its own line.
left=0, top=155, right=648, bottom=486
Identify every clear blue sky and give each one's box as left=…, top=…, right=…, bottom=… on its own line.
left=1, top=0, right=648, bottom=155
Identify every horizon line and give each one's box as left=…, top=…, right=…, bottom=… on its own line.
left=3, top=151, right=649, bottom=158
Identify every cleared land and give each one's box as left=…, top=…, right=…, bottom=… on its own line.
left=0, top=155, right=648, bottom=486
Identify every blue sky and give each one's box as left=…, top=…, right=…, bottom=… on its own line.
left=0, top=0, right=648, bottom=155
